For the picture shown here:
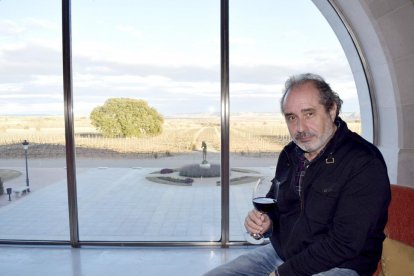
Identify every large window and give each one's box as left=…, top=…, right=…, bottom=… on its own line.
left=71, top=0, right=221, bottom=242
left=228, top=0, right=360, bottom=241
left=0, top=0, right=361, bottom=245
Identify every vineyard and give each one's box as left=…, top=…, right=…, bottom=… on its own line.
left=0, top=115, right=361, bottom=159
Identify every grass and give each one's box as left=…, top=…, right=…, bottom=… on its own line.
left=0, top=115, right=361, bottom=159
left=0, top=169, right=22, bottom=181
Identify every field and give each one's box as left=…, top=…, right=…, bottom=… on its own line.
left=0, top=115, right=361, bottom=159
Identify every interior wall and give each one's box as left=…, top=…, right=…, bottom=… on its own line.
left=314, top=0, right=414, bottom=186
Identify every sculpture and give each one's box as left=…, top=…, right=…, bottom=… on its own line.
left=201, top=141, right=207, bottom=162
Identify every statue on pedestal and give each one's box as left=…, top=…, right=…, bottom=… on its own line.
left=202, top=141, right=207, bottom=162
left=200, top=141, right=210, bottom=168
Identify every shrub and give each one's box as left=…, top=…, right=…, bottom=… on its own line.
left=90, top=98, right=164, bottom=138
left=158, top=176, right=194, bottom=184
left=160, top=168, right=174, bottom=174
left=179, top=164, right=220, bottom=177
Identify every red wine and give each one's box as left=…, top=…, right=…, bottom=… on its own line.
left=253, top=197, right=277, bottom=213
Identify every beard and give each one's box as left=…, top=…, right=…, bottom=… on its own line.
left=293, top=125, right=336, bottom=155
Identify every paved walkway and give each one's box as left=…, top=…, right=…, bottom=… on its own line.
left=0, top=154, right=277, bottom=242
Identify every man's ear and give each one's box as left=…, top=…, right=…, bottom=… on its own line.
left=329, top=103, right=337, bottom=122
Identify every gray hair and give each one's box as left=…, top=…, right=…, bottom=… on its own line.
left=280, top=73, right=343, bottom=118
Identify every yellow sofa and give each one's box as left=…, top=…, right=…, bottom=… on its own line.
left=374, top=184, right=414, bottom=276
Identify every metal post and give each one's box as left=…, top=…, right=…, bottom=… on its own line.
left=220, top=0, right=230, bottom=247
left=22, top=140, right=30, bottom=191
left=62, top=0, right=80, bottom=247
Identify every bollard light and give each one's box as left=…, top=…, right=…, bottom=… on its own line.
left=6, top=187, right=12, bottom=201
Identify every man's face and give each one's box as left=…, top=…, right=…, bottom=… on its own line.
left=282, top=82, right=337, bottom=160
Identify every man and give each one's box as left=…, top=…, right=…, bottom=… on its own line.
left=204, top=73, right=390, bottom=276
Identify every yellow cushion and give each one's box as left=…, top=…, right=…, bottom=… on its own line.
left=381, top=238, right=414, bottom=275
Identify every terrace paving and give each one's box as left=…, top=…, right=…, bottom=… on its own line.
left=0, top=153, right=277, bottom=242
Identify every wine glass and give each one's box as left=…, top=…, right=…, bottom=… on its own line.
left=245, top=178, right=277, bottom=244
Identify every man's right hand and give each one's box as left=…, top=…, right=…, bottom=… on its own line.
left=244, top=209, right=272, bottom=236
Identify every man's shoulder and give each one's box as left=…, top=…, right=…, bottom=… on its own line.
left=336, top=118, right=380, bottom=155
left=341, top=130, right=384, bottom=160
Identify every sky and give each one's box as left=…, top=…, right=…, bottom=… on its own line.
left=0, top=0, right=360, bottom=117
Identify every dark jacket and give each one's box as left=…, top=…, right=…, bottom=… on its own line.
left=268, top=118, right=391, bottom=276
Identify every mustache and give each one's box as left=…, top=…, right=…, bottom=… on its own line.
left=294, top=131, right=313, bottom=140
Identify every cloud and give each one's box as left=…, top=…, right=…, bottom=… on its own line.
left=0, top=18, right=60, bottom=51
left=230, top=82, right=283, bottom=97
left=0, top=19, right=24, bottom=35
left=230, top=36, right=257, bottom=47
left=0, top=93, right=62, bottom=100
left=0, top=102, right=63, bottom=115
left=30, top=75, right=62, bottom=86
left=0, top=83, right=23, bottom=92
left=23, top=18, right=59, bottom=32
left=84, top=66, right=113, bottom=74
left=71, top=33, right=219, bottom=67
left=0, top=22, right=359, bottom=116
left=0, top=44, right=62, bottom=78
left=115, top=24, right=143, bottom=38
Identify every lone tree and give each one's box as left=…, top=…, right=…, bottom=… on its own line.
left=90, top=98, right=164, bottom=138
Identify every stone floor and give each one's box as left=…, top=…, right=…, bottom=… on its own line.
left=0, top=154, right=277, bottom=242
left=0, top=154, right=277, bottom=275
left=0, top=244, right=255, bottom=276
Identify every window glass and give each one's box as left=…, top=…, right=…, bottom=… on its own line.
left=72, top=0, right=221, bottom=242
left=0, top=0, right=69, bottom=240
left=229, top=0, right=360, bottom=241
